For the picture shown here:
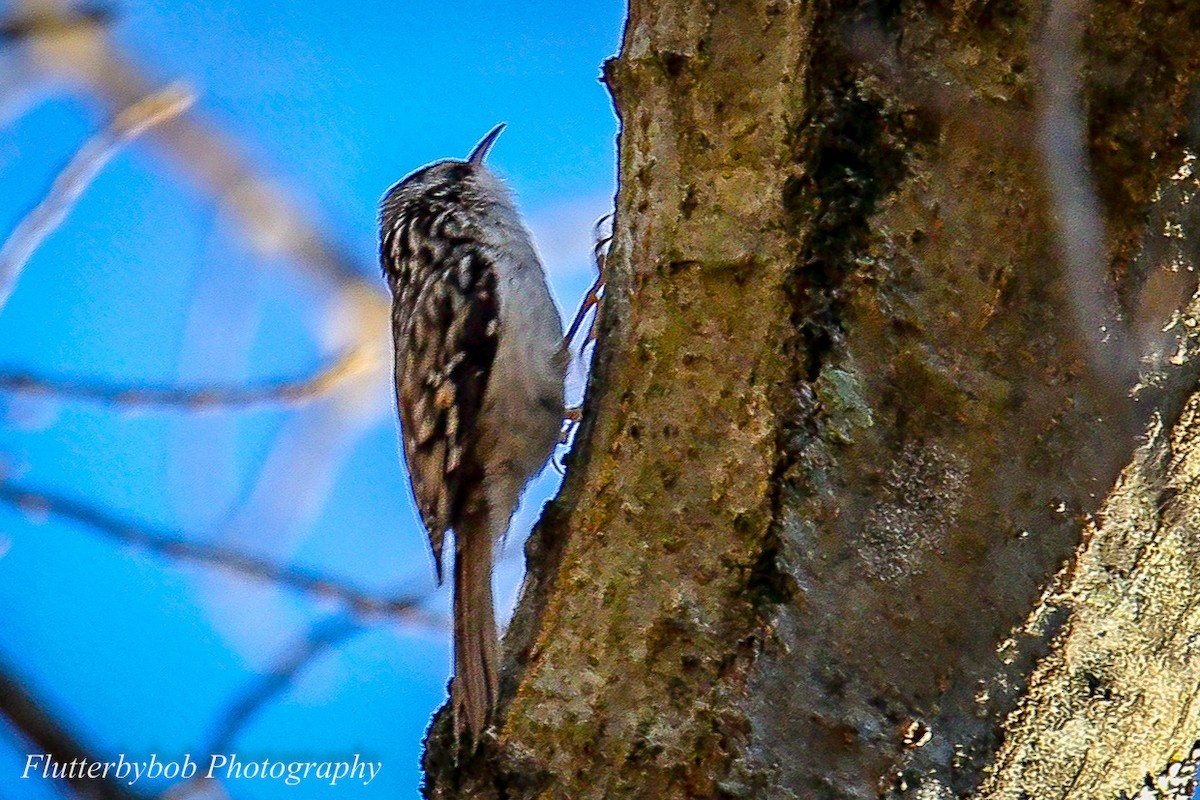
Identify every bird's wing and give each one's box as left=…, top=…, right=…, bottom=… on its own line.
left=391, top=244, right=499, bottom=583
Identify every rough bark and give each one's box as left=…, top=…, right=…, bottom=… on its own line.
left=980, top=363, right=1200, bottom=798
left=423, top=1, right=1200, bottom=798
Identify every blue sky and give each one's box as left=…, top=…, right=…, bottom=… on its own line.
left=0, top=1, right=623, bottom=797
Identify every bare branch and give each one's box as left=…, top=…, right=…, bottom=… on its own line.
left=0, top=483, right=437, bottom=624
left=203, top=614, right=365, bottom=754
left=4, top=2, right=375, bottom=290
left=0, top=82, right=194, bottom=313
left=164, top=617, right=369, bottom=799
left=190, top=287, right=394, bottom=566
left=0, top=651, right=145, bottom=800
left=0, top=347, right=369, bottom=411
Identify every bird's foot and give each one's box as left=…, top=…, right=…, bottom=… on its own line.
left=564, top=214, right=611, bottom=350
left=559, top=406, right=582, bottom=445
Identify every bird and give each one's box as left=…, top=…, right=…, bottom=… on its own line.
left=379, top=124, right=567, bottom=741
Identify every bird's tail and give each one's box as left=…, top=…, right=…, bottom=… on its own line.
left=452, top=502, right=499, bottom=743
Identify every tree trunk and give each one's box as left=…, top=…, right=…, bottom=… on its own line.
left=423, top=1, right=1200, bottom=797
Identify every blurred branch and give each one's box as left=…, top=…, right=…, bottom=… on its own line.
left=0, top=55, right=51, bottom=129
left=0, top=652, right=145, bottom=800
left=1036, top=0, right=1139, bottom=399
left=0, top=82, right=194, bottom=313
left=5, top=0, right=378, bottom=290
left=850, top=0, right=1200, bottom=441
left=165, top=616, right=368, bottom=799
left=2, top=1, right=398, bottom=594
left=204, top=613, right=364, bottom=754
left=0, top=4, right=110, bottom=43
left=0, top=483, right=437, bottom=624
left=197, top=287, right=393, bottom=566
left=0, top=347, right=369, bottom=411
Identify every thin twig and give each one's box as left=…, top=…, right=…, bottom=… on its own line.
left=203, top=613, right=365, bottom=754
left=0, top=483, right=436, bottom=624
left=7, top=6, right=371, bottom=289
left=0, top=82, right=195, bottom=313
left=0, top=347, right=368, bottom=411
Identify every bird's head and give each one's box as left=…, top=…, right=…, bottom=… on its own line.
left=380, top=124, right=506, bottom=222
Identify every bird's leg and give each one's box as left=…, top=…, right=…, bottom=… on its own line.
left=564, top=276, right=603, bottom=348
left=552, top=407, right=583, bottom=473
left=563, top=214, right=611, bottom=350
left=557, top=216, right=611, bottom=465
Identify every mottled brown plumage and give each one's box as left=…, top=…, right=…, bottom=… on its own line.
left=380, top=126, right=566, bottom=741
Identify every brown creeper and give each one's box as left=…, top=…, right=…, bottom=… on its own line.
left=379, top=125, right=567, bottom=740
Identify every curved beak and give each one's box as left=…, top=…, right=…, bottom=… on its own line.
left=467, top=123, right=506, bottom=165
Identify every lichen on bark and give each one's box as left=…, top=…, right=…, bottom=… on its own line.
left=421, top=1, right=1200, bottom=798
